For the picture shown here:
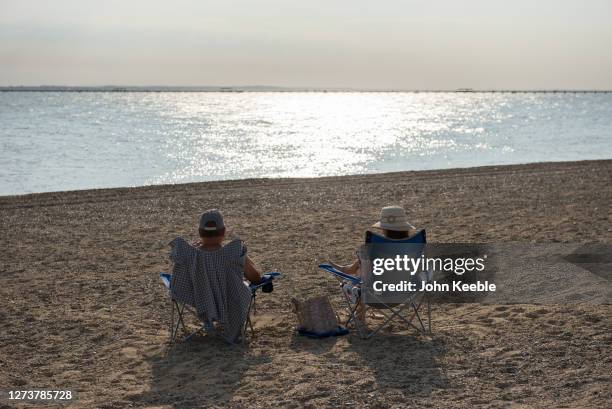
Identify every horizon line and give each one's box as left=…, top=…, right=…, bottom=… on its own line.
left=1, top=85, right=611, bottom=93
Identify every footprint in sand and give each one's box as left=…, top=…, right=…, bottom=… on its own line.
left=251, top=313, right=285, bottom=330
left=121, top=346, right=139, bottom=359
left=525, top=308, right=550, bottom=319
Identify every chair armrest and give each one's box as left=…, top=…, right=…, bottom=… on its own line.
left=160, top=272, right=172, bottom=290
left=249, top=271, right=282, bottom=292
left=318, top=264, right=362, bottom=285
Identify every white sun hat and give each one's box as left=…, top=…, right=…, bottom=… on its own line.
left=372, top=206, right=415, bottom=231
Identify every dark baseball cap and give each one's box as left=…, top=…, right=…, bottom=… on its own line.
left=199, top=209, right=225, bottom=231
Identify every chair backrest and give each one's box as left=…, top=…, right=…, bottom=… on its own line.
left=364, top=229, right=426, bottom=263
left=169, top=237, right=252, bottom=342
left=361, top=229, right=427, bottom=306
left=365, top=229, right=426, bottom=245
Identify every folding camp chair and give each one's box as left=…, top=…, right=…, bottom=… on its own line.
left=159, top=271, right=280, bottom=350
left=319, top=229, right=432, bottom=339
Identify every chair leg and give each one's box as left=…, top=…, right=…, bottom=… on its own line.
left=364, top=292, right=432, bottom=338
left=366, top=300, right=414, bottom=338
left=409, top=293, right=433, bottom=335
left=166, top=300, right=181, bottom=355
left=176, top=303, right=187, bottom=333
left=166, top=300, right=176, bottom=354
left=183, top=327, right=202, bottom=342
left=165, top=300, right=194, bottom=355
left=427, top=296, right=432, bottom=334
left=412, top=301, right=426, bottom=332
left=247, top=315, right=254, bottom=334
left=170, top=299, right=175, bottom=342
left=409, top=295, right=432, bottom=335
left=344, top=299, right=359, bottom=326
left=171, top=309, right=183, bottom=343
left=243, top=294, right=256, bottom=339
left=342, top=288, right=367, bottom=339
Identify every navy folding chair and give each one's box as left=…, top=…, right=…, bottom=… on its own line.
left=319, top=229, right=432, bottom=339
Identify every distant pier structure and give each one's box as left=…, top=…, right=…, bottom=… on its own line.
left=0, top=86, right=610, bottom=93
left=452, top=88, right=609, bottom=94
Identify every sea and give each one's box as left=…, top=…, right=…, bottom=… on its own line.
left=1, top=91, right=611, bottom=196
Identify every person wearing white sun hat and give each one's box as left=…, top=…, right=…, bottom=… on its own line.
left=370, top=205, right=415, bottom=234
left=328, top=205, right=417, bottom=325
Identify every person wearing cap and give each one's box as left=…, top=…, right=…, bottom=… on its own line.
left=195, top=209, right=262, bottom=284
left=328, top=205, right=417, bottom=325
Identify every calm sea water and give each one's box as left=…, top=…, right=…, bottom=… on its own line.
left=1, top=92, right=611, bottom=195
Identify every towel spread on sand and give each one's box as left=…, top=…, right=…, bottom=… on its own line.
left=169, top=236, right=252, bottom=342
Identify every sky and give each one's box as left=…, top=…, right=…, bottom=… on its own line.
left=0, top=0, right=611, bottom=89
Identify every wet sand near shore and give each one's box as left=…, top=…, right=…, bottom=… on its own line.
left=1, top=160, right=611, bottom=408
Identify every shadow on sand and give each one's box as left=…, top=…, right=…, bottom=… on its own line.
left=288, top=332, right=341, bottom=355
left=131, top=335, right=271, bottom=408
left=288, top=325, right=448, bottom=399
left=344, top=331, right=448, bottom=397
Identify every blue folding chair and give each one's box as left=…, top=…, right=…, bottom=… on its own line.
left=319, top=229, right=432, bottom=339
left=159, top=271, right=281, bottom=350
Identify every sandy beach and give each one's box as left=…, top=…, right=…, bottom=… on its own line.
left=1, top=160, right=611, bottom=408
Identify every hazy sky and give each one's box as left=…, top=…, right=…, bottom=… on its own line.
left=1, top=0, right=610, bottom=89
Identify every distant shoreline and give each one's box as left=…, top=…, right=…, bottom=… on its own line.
left=1, top=86, right=611, bottom=93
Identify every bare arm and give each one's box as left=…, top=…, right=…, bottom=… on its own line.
left=244, top=255, right=262, bottom=284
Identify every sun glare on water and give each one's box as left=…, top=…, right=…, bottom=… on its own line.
left=1, top=91, right=610, bottom=194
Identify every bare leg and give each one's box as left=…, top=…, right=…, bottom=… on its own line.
left=329, top=259, right=360, bottom=275
left=357, top=300, right=367, bottom=327
left=330, top=259, right=367, bottom=327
